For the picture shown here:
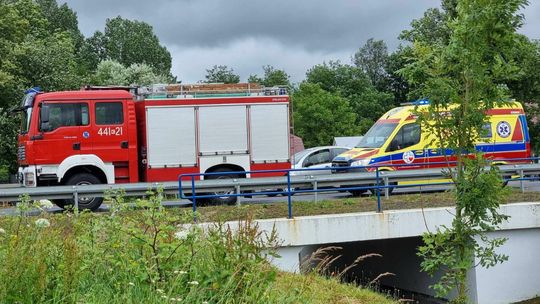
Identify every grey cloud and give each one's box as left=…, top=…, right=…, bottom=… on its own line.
left=64, top=0, right=540, bottom=52
left=61, top=0, right=540, bottom=83
left=64, top=0, right=438, bottom=51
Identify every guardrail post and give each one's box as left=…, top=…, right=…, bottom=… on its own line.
left=287, top=171, right=292, bottom=219
left=235, top=185, right=241, bottom=206
left=519, top=169, right=524, bottom=193
left=376, top=168, right=382, bottom=213
left=73, top=186, right=79, bottom=214
left=313, top=180, right=318, bottom=203
left=191, top=176, right=197, bottom=222
left=384, top=176, right=389, bottom=199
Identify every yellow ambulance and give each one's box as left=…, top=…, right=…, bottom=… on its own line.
left=332, top=100, right=531, bottom=176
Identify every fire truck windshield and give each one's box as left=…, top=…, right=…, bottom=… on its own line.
left=20, top=108, right=32, bottom=134
left=18, top=90, right=39, bottom=134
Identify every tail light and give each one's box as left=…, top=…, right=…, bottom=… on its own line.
left=24, top=172, right=35, bottom=186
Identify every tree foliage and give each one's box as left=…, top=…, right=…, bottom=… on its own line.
left=204, top=65, right=240, bottom=84
left=305, top=61, right=394, bottom=133
left=0, top=0, right=173, bottom=173
left=385, top=46, right=413, bottom=104
left=35, top=0, right=83, bottom=48
left=92, top=60, right=168, bottom=86
left=400, top=0, right=528, bottom=302
left=248, top=65, right=291, bottom=87
left=353, top=38, right=389, bottom=91
left=83, top=16, right=172, bottom=74
left=292, top=83, right=359, bottom=147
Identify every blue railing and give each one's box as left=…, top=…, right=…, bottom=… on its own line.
left=178, top=157, right=538, bottom=220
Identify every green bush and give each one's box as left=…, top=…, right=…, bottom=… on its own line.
left=0, top=192, right=293, bottom=304
left=0, top=166, right=8, bottom=183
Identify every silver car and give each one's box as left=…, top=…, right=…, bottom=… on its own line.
left=291, top=146, right=351, bottom=176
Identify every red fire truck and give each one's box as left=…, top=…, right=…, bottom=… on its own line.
left=16, top=83, right=291, bottom=210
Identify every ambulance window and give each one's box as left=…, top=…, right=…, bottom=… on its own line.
left=331, top=148, right=349, bottom=158
left=41, top=103, right=89, bottom=132
left=481, top=123, right=492, bottom=138
left=95, top=102, right=124, bottom=125
left=356, top=122, right=398, bottom=148
left=389, top=123, right=421, bottom=151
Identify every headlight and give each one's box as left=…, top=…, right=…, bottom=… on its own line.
left=350, top=159, right=370, bottom=167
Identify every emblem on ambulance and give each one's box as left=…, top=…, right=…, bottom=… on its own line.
left=403, top=151, right=415, bottom=164
left=496, top=121, right=511, bottom=138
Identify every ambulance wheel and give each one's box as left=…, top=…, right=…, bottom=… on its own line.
left=369, top=182, right=397, bottom=195
left=205, top=168, right=240, bottom=206
left=349, top=189, right=369, bottom=197
left=59, top=173, right=104, bottom=211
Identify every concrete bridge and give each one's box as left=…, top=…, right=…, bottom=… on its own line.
left=246, top=202, right=540, bottom=304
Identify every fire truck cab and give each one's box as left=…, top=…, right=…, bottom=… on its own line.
left=16, top=84, right=291, bottom=209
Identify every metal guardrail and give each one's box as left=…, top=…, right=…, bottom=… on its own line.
left=2, top=160, right=540, bottom=217
left=178, top=160, right=540, bottom=220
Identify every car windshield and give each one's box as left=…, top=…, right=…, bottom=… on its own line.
left=20, top=107, right=32, bottom=134
left=355, top=122, right=398, bottom=148
left=293, top=149, right=315, bottom=164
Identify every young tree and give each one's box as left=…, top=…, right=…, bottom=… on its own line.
left=400, top=0, right=528, bottom=302
left=204, top=65, right=240, bottom=84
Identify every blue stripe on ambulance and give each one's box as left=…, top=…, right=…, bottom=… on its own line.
left=369, top=143, right=527, bottom=165
left=519, top=115, right=530, bottom=143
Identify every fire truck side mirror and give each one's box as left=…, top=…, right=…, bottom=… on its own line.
left=40, top=104, right=50, bottom=132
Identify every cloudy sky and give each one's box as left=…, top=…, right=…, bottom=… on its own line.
left=62, top=0, right=540, bottom=84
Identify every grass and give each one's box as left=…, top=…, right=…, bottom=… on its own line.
left=515, top=297, right=540, bottom=304
left=0, top=194, right=396, bottom=304
left=274, top=272, right=396, bottom=304
left=192, top=189, right=540, bottom=223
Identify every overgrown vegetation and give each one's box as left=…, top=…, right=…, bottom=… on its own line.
left=0, top=191, right=394, bottom=303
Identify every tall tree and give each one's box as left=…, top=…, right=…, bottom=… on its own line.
left=35, top=0, right=83, bottom=48
left=292, top=83, right=359, bottom=147
left=86, top=16, right=172, bottom=74
left=385, top=46, right=413, bottom=104
left=204, top=65, right=240, bottom=84
left=353, top=38, right=389, bottom=91
left=0, top=0, right=82, bottom=172
left=400, top=0, right=528, bottom=302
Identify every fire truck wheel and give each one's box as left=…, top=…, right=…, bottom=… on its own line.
left=205, top=169, right=241, bottom=206
left=62, top=173, right=104, bottom=211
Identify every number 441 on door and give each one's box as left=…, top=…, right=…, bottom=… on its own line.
left=98, top=127, right=123, bottom=136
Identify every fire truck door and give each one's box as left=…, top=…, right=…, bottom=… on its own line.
left=91, top=101, right=129, bottom=182
left=34, top=102, right=91, bottom=165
